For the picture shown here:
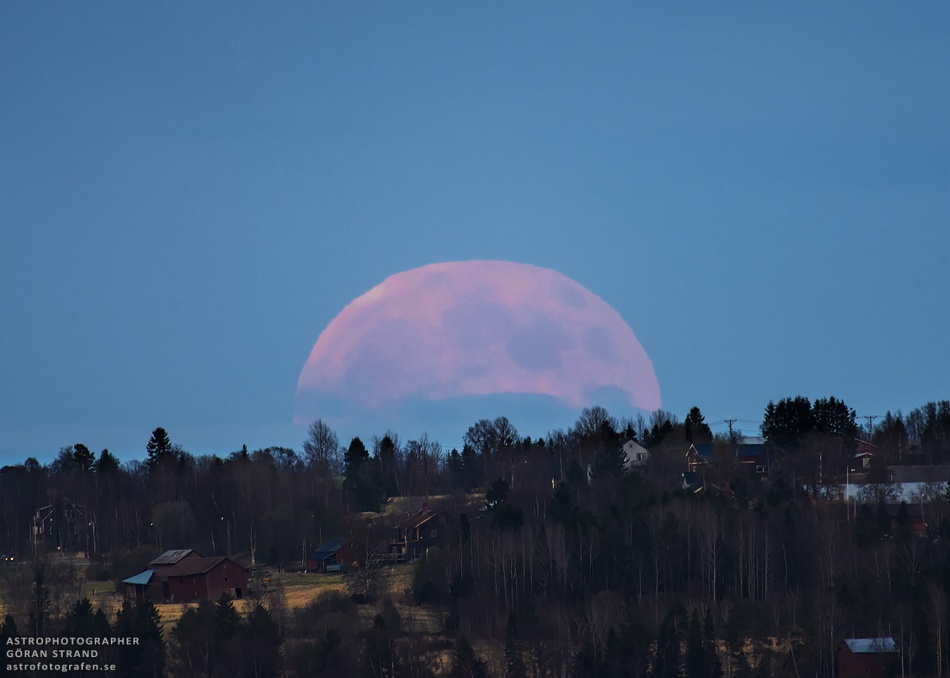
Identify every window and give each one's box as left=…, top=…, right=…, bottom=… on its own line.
left=430, top=528, right=437, bottom=538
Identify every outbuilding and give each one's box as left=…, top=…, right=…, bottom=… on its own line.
left=123, top=549, right=248, bottom=603
left=838, top=637, right=899, bottom=678
left=307, top=538, right=368, bottom=573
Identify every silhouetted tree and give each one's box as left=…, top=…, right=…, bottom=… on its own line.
left=146, top=427, right=173, bottom=470
left=303, top=420, right=339, bottom=474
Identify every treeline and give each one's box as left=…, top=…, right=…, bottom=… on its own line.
left=1, top=399, right=950, bottom=676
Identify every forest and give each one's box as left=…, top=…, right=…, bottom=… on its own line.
left=2, top=397, right=950, bottom=677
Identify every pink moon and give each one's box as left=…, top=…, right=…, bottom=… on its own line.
left=295, top=260, right=660, bottom=421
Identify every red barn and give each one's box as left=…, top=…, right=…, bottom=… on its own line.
left=838, top=638, right=899, bottom=678
left=162, top=556, right=248, bottom=603
left=124, top=550, right=248, bottom=602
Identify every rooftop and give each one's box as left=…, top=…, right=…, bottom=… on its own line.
left=122, top=569, right=155, bottom=586
left=150, top=548, right=199, bottom=567
left=844, top=638, right=899, bottom=654
left=311, top=537, right=351, bottom=559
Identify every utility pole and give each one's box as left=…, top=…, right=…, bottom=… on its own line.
left=863, top=415, right=879, bottom=442
left=724, top=419, right=738, bottom=441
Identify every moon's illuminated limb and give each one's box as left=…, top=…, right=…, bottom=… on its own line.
left=295, top=260, right=660, bottom=421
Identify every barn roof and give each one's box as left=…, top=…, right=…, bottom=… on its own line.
left=687, top=444, right=714, bottom=460
left=311, top=537, right=350, bottom=560
left=395, top=507, right=437, bottom=531
left=122, top=569, right=155, bottom=586
left=150, top=549, right=199, bottom=567
left=844, top=638, right=898, bottom=654
left=162, top=556, right=244, bottom=578
left=737, top=443, right=765, bottom=461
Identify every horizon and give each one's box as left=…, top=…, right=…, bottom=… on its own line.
left=2, top=3, right=948, bottom=464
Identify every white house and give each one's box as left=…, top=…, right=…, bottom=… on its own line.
left=622, top=439, right=650, bottom=470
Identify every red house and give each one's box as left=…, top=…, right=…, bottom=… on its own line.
left=389, top=503, right=443, bottom=563
left=838, top=638, right=899, bottom=678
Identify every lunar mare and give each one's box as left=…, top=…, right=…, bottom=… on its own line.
left=295, top=260, right=660, bottom=421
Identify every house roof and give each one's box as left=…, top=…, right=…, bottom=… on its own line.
left=162, top=556, right=243, bottom=578
left=844, top=638, right=898, bottom=654
left=687, top=444, right=714, bottom=460
left=395, top=507, right=437, bottom=532
left=150, top=548, right=199, bottom=567
left=737, top=443, right=765, bottom=461
left=311, top=537, right=351, bottom=560
left=122, top=569, right=155, bottom=586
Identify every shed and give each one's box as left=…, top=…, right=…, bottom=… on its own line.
left=307, top=538, right=368, bottom=573
left=838, top=637, right=899, bottom=678
left=122, top=569, right=159, bottom=603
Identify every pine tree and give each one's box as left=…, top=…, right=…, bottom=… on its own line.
left=704, top=608, right=724, bottom=678
left=146, top=427, right=173, bottom=470
left=685, top=610, right=704, bottom=677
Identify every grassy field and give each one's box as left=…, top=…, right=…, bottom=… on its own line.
left=1, top=559, right=433, bottom=636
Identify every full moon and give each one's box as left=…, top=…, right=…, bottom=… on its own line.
left=295, top=260, right=660, bottom=423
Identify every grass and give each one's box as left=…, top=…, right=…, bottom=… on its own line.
left=1, top=561, right=429, bottom=637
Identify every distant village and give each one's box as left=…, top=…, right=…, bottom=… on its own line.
left=2, top=398, right=949, bottom=677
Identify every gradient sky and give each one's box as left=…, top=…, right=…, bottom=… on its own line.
left=2, top=3, right=948, bottom=463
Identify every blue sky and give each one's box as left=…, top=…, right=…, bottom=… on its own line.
left=2, top=3, right=948, bottom=463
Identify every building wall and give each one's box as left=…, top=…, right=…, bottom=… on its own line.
left=203, top=559, right=247, bottom=599
left=838, top=648, right=894, bottom=678
left=167, top=573, right=209, bottom=603
left=165, top=561, right=248, bottom=602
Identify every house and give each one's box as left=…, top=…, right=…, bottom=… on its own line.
left=622, top=439, right=650, bottom=470
left=389, top=503, right=442, bottom=563
left=848, top=440, right=880, bottom=473
left=849, top=451, right=875, bottom=474
left=123, top=549, right=248, bottom=603
left=685, top=444, right=714, bottom=472
left=736, top=439, right=768, bottom=475
left=838, top=637, right=899, bottom=678
left=307, top=538, right=368, bottom=573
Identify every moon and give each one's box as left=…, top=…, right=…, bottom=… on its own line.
left=295, top=260, right=660, bottom=423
